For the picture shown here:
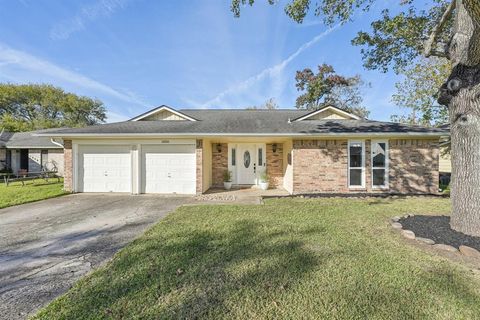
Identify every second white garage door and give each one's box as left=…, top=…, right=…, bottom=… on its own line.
left=142, top=144, right=196, bottom=194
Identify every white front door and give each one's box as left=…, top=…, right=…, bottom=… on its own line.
left=79, top=145, right=132, bottom=193
left=235, top=143, right=266, bottom=184
left=237, top=145, right=256, bottom=184
left=142, top=144, right=196, bottom=194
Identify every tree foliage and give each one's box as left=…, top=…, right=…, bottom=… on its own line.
left=352, top=1, right=453, bottom=73
left=231, top=0, right=373, bottom=25
left=295, top=64, right=370, bottom=118
left=391, top=57, right=451, bottom=126
left=0, top=84, right=106, bottom=132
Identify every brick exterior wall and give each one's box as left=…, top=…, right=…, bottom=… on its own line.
left=293, top=140, right=349, bottom=193
left=63, top=140, right=73, bottom=192
left=292, top=138, right=439, bottom=194
left=196, top=139, right=203, bottom=194
left=212, top=143, right=228, bottom=187
left=389, top=139, right=439, bottom=194
left=266, top=143, right=283, bottom=188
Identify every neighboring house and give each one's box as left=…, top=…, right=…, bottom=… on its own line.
left=0, top=129, right=64, bottom=176
left=438, top=124, right=452, bottom=175
left=37, top=105, right=448, bottom=195
left=439, top=142, right=451, bottom=174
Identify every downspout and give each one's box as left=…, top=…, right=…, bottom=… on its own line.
left=50, top=138, right=64, bottom=148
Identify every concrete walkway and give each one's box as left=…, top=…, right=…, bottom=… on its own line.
left=194, top=187, right=290, bottom=204
left=0, top=194, right=192, bottom=320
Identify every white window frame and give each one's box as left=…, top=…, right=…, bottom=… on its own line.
left=348, top=140, right=365, bottom=189
left=371, top=140, right=389, bottom=189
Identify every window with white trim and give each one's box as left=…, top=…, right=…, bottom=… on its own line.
left=348, top=140, right=365, bottom=188
left=371, top=140, right=389, bottom=188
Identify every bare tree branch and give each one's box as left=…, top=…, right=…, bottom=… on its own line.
left=424, top=0, right=456, bottom=58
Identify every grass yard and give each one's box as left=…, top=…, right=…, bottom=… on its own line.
left=0, top=179, right=66, bottom=209
left=34, top=197, right=480, bottom=319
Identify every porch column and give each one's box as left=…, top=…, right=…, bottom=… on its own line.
left=63, top=140, right=73, bottom=192
left=266, top=143, right=284, bottom=188
left=196, top=139, right=203, bottom=194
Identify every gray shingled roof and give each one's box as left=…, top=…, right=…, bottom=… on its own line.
left=0, top=130, right=14, bottom=148
left=0, top=130, right=63, bottom=149
left=35, top=109, right=448, bottom=137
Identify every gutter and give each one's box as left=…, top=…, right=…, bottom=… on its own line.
left=5, top=146, right=64, bottom=149
left=34, top=132, right=449, bottom=138
left=50, top=138, right=64, bottom=148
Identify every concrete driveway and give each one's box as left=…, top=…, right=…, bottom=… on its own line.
left=0, top=194, right=192, bottom=320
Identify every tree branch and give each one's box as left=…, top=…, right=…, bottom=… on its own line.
left=424, top=0, right=456, bottom=58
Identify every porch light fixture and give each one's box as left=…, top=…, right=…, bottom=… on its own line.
left=216, top=143, right=222, bottom=153
left=272, top=143, right=277, bottom=153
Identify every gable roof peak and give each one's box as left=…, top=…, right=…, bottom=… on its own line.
left=292, top=104, right=360, bottom=122
left=130, top=105, right=198, bottom=122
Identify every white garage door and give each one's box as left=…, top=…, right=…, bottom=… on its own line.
left=79, top=145, right=131, bottom=193
left=142, top=144, right=196, bottom=194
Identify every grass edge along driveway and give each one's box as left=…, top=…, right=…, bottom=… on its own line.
left=0, top=179, right=66, bottom=209
left=33, top=197, right=480, bottom=319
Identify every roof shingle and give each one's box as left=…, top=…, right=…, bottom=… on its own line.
left=35, top=109, right=448, bottom=136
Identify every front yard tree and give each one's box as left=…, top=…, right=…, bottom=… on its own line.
left=295, top=64, right=370, bottom=118
left=0, top=84, right=106, bottom=132
left=231, top=0, right=480, bottom=236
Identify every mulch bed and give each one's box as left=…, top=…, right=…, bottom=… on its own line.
left=400, top=215, right=480, bottom=251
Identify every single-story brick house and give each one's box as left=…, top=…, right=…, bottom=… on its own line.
left=0, top=130, right=64, bottom=176
left=37, top=105, right=448, bottom=195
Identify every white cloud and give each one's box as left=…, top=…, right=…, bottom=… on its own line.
left=200, top=24, right=340, bottom=108
left=0, top=43, right=149, bottom=108
left=50, top=0, right=130, bottom=40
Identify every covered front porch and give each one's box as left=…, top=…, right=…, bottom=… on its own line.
left=200, top=137, right=293, bottom=194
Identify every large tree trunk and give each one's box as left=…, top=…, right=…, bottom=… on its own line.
left=440, top=0, right=480, bottom=236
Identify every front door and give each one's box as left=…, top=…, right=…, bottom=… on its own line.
left=236, top=144, right=257, bottom=184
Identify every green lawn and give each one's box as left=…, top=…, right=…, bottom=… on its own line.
left=0, top=179, right=66, bottom=209
left=34, top=197, right=480, bottom=319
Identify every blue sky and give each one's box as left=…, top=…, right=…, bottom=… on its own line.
left=0, top=0, right=405, bottom=122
